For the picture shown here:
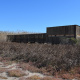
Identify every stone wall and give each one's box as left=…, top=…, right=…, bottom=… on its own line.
left=7, top=33, right=47, bottom=43
left=47, top=25, right=76, bottom=36
left=7, top=25, right=80, bottom=44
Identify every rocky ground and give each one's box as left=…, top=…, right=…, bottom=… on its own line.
left=0, top=59, right=79, bottom=80
left=0, top=60, right=62, bottom=80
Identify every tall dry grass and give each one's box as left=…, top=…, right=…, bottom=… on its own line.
left=0, top=31, right=29, bottom=42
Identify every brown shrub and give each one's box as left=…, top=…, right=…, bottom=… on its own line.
left=1, top=42, right=80, bottom=75
left=19, top=62, right=40, bottom=73
left=0, top=68, right=7, bottom=73
left=60, top=73, right=74, bottom=79
left=0, top=76, right=7, bottom=79
left=41, top=77, right=63, bottom=80
left=26, top=75, right=41, bottom=80
left=7, top=69, right=26, bottom=77
left=75, top=74, right=80, bottom=78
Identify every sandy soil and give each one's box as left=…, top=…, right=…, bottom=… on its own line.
left=0, top=61, right=78, bottom=80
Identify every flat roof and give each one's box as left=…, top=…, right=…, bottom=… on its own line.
left=47, top=25, right=79, bottom=29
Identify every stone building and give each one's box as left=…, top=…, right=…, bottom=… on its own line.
left=47, top=25, right=80, bottom=44
left=7, top=25, right=80, bottom=44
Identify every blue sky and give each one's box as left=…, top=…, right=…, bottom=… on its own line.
left=0, top=0, right=80, bottom=33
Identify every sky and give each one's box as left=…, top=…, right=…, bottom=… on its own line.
left=0, top=0, right=80, bottom=33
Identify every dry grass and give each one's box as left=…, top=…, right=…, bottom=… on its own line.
left=26, top=75, right=41, bottom=80
left=60, top=73, right=74, bottom=79
left=0, top=68, right=7, bottom=73
left=0, top=42, right=80, bottom=77
left=0, top=31, right=29, bottom=42
left=0, top=33, right=7, bottom=42
left=0, top=31, right=15, bottom=42
left=0, top=76, right=7, bottom=79
left=40, top=77, right=63, bottom=80
left=18, top=62, right=38, bottom=71
left=7, top=69, right=26, bottom=77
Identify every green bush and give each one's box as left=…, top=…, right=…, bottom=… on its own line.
left=60, top=37, right=70, bottom=44
left=60, top=37, right=77, bottom=44
left=69, top=38, right=77, bottom=44
left=76, top=39, right=80, bottom=44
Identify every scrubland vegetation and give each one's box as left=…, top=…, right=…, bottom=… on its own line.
left=0, top=32, right=80, bottom=79
left=0, top=42, right=80, bottom=76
